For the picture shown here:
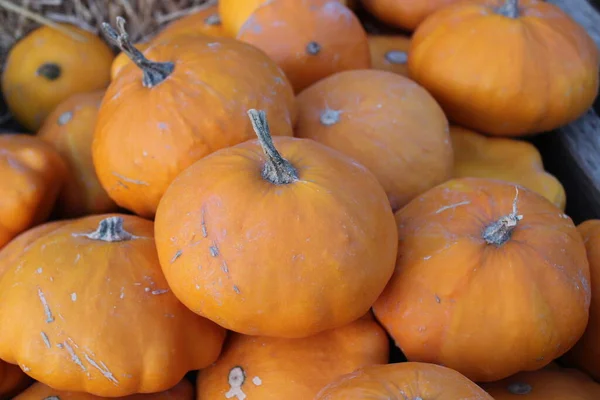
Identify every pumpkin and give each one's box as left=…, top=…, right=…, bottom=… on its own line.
left=93, top=18, right=295, bottom=218
left=152, top=4, right=230, bottom=43
left=372, top=177, right=591, bottom=382
left=361, top=0, right=461, bottom=31
left=0, top=361, right=31, bottom=400
left=481, top=367, right=600, bottom=399
left=196, top=312, right=389, bottom=399
left=408, top=0, right=600, bottom=137
left=0, top=134, right=68, bottom=249
left=368, top=35, right=412, bottom=77
left=110, top=42, right=151, bottom=80
left=295, top=69, right=452, bottom=211
left=13, top=379, right=194, bottom=399
left=37, top=90, right=118, bottom=217
left=0, top=214, right=226, bottom=397
left=315, top=362, right=494, bottom=399
left=563, top=220, right=600, bottom=380
left=450, top=125, right=566, bottom=210
left=237, top=0, right=371, bottom=93
left=1, top=24, right=114, bottom=132
left=154, top=109, right=398, bottom=338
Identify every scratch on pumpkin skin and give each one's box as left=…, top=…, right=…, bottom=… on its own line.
left=222, top=261, right=229, bottom=274
left=233, top=285, right=240, bottom=294
left=435, top=294, right=441, bottom=304
left=111, top=172, right=149, bottom=186
left=63, top=342, right=87, bottom=372
left=435, top=201, right=471, bottom=214
left=37, top=288, right=55, bottom=323
left=201, top=208, right=208, bottom=237
left=84, top=354, right=119, bottom=385
left=171, top=250, right=182, bottom=263
left=151, top=289, right=169, bottom=295
left=209, top=242, right=220, bottom=257
left=40, top=332, right=51, bottom=348
left=226, top=366, right=247, bottom=400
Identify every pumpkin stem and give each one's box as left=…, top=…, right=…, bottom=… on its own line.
left=247, top=109, right=298, bottom=185
left=36, top=63, right=61, bottom=80
left=482, top=187, right=523, bottom=246
left=306, top=41, right=322, bottom=55
left=496, top=0, right=519, bottom=18
left=101, top=17, right=174, bottom=88
left=79, top=216, right=134, bottom=242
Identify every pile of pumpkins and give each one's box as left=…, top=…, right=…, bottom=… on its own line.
left=0, top=0, right=599, bottom=398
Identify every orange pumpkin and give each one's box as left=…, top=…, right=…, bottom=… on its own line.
left=1, top=24, right=114, bottom=132
left=481, top=367, right=600, bottom=399
left=450, top=125, right=566, bottom=210
left=0, top=134, right=68, bottom=249
left=563, top=220, right=600, bottom=380
left=94, top=18, right=295, bottom=218
left=196, top=312, right=389, bottom=399
left=110, top=42, right=151, bottom=80
left=0, top=361, right=31, bottom=400
left=373, top=177, right=591, bottom=382
left=154, top=110, right=398, bottom=338
left=361, top=0, right=461, bottom=31
left=152, top=4, right=230, bottom=43
left=368, top=35, right=412, bottom=77
left=295, top=69, right=452, bottom=211
left=237, top=0, right=371, bottom=93
left=37, top=90, right=118, bottom=217
left=0, top=214, right=226, bottom=397
left=13, top=379, right=194, bottom=399
left=315, top=362, right=494, bottom=399
left=408, top=0, right=600, bottom=136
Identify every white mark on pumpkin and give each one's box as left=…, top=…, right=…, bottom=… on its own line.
left=252, top=376, right=262, bottom=386
left=84, top=354, right=119, bottom=384
left=64, top=342, right=87, bottom=372
left=37, top=288, right=55, bottom=323
left=171, top=250, right=182, bottom=263
left=71, top=292, right=77, bottom=302
left=49, top=277, right=54, bottom=282
left=201, top=209, right=208, bottom=237
left=195, top=284, right=201, bottom=290
left=58, top=111, right=73, bottom=125
left=57, top=343, right=64, bottom=348
left=74, top=254, right=81, bottom=264
left=233, top=285, right=240, bottom=294
left=144, top=287, right=150, bottom=292
left=209, top=243, right=219, bottom=257
left=435, top=295, right=441, bottom=304
left=157, top=122, right=168, bottom=130
left=225, top=366, right=247, bottom=400
left=41, top=331, right=51, bottom=348
left=120, top=287, right=125, bottom=299
left=36, top=267, right=43, bottom=274
left=435, top=201, right=470, bottom=214
left=222, top=261, right=229, bottom=274
left=111, top=172, right=149, bottom=186
left=423, top=256, right=431, bottom=260
left=151, top=289, right=169, bottom=295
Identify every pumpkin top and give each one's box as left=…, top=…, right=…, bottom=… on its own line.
left=482, top=187, right=522, bottom=246
left=74, top=216, right=135, bottom=242
left=496, top=0, right=519, bottom=18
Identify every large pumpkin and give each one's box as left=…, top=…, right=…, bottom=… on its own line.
left=0, top=214, right=226, bottom=397
left=481, top=367, right=600, bottom=399
left=0, top=361, right=31, bottom=400
left=237, top=0, right=371, bottom=93
left=408, top=0, right=600, bottom=136
left=37, top=90, right=118, bottom=217
left=0, top=134, right=68, bottom=249
left=196, top=312, right=389, bottom=399
left=295, top=69, right=452, bottom=211
left=315, top=362, right=494, bottom=399
left=94, top=18, right=295, bottom=218
left=373, top=177, right=591, bottom=382
left=1, top=24, right=114, bottom=132
left=563, top=220, right=600, bottom=380
left=154, top=110, right=398, bottom=338
left=450, top=125, right=566, bottom=210
left=368, top=35, right=412, bottom=77
left=152, top=4, right=230, bottom=43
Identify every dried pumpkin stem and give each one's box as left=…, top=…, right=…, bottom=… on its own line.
left=496, top=0, right=519, bottom=18
left=247, top=109, right=298, bottom=185
left=306, top=41, right=321, bottom=55
left=101, top=17, right=174, bottom=88
left=36, top=63, right=61, bottom=80
left=482, top=187, right=523, bottom=246
left=78, top=216, right=134, bottom=242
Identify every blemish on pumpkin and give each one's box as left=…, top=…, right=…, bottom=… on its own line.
left=435, top=201, right=470, bottom=214
left=233, top=285, right=241, bottom=294
left=204, top=13, right=221, bottom=25
left=222, top=261, right=229, bottom=274
left=21, top=364, right=30, bottom=372
left=201, top=209, right=208, bottom=237
left=120, top=287, right=125, bottom=299
left=112, top=171, right=149, bottom=186
left=320, top=108, right=341, bottom=126
left=423, top=255, right=431, bottom=260
left=210, top=244, right=220, bottom=257
left=63, top=341, right=87, bottom=372
left=71, top=292, right=77, bottom=302
left=225, top=366, right=247, bottom=400
left=58, top=111, right=73, bottom=126
left=84, top=354, right=119, bottom=384
left=151, top=289, right=169, bottom=295
left=171, top=250, right=182, bottom=263
left=507, top=382, right=532, bottom=395
left=41, top=331, right=51, bottom=348
left=252, top=376, right=262, bottom=386
left=37, top=287, right=55, bottom=323
left=36, top=267, right=43, bottom=274
left=435, top=294, right=441, bottom=304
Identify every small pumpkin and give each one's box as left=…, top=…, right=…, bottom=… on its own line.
left=361, top=0, right=461, bottom=31
left=295, top=69, right=452, bottom=211
left=152, top=4, right=230, bottom=43
left=237, top=0, right=371, bottom=93
left=196, top=312, right=389, bottom=399
left=94, top=18, right=295, bottom=218
left=37, top=90, right=118, bottom=217
left=13, top=379, right=194, bottom=399
left=408, top=0, right=600, bottom=136
left=110, top=42, right=151, bottom=80
left=368, top=34, right=411, bottom=77
left=0, top=134, right=68, bottom=249
left=154, top=110, right=398, bottom=338
left=315, top=362, right=494, bottom=399
left=481, top=367, right=600, bottom=399
left=373, top=177, right=591, bottom=382
left=450, top=125, right=566, bottom=210
left=0, top=214, right=226, bottom=397
left=0, top=361, right=31, bottom=400
left=1, top=24, right=114, bottom=132
left=563, top=220, right=600, bottom=380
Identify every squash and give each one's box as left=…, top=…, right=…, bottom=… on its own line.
left=408, top=0, right=600, bottom=136
left=196, top=312, right=389, bottom=399
left=450, top=125, right=566, bottom=210
left=368, top=34, right=411, bottom=77
left=0, top=361, right=31, bottom=400
left=315, top=362, right=494, bottom=399
left=152, top=4, right=230, bottom=43
left=110, top=42, right=151, bottom=80
left=295, top=69, right=452, bottom=211
left=1, top=24, right=114, bottom=132
left=237, top=0, right=371, bottom=93
left=154, top=110, right=398, bottom=338
left=373, top=177, right=591, bottom=382
left=94, top=18, right=295, bottom=218
left=37, top=90, right=118, bottom=217
left=0, top=215, right=226, bottom=397
left=361, top=0, right=461, bottom=31
left=563, top=220, right=600, bottom=380
left=481, top=367, right=600, bottom=399
left=0, top=134, right=68, bottom=249
left=13, top=379, right=194, bottom=399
